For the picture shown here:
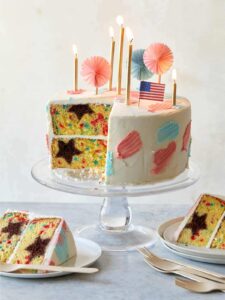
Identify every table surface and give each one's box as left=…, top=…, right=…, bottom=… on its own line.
left=0, top=201, right=224, bottom=300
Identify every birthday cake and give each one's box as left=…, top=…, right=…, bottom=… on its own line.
left=47, top=93, right=191, bottom=185
left=0, top=211, right=76, bottom=266
left=46, top=20, right=192, bottom=185
left=175, top=194, right=225, bottom=249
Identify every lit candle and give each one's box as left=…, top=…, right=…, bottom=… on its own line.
left=109, top=26, right=115, bottom=91
left=125, top=27, right=133, bottom=105
left=73, top=44, right=78, bottom=91
left=116, top=15, right=125, bottom=95
left=172, top=69, right=177, bottom=106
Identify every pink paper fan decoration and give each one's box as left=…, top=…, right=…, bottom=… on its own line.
left=81, top=56, right=111, bottom=88
left=143, top=43, right=173, bottom=75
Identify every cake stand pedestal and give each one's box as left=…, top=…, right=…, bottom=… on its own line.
left=31, top=159, right=199, bottom=251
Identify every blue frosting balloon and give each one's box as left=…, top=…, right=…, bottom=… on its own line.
left=132, top=49, right=153, bottom=80
left=157, top=121, right=179, bottom=144
left=106, top=151, right=113, bottom=176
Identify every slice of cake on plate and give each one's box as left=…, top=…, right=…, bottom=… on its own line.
left=0, top=211, right=76, bottom=267
left=175, top=194, right=225, bottom=249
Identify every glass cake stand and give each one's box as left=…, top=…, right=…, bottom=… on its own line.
left=31, top=158, right=200, bottom=251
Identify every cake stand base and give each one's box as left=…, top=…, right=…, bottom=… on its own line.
left=74, top=196, right=157, bottom=251
left=75, top=224, right=156, bottom=252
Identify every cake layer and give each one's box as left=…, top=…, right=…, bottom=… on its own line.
left=0, top=211, right=29, bottom=263
left=176, top=194, right=225, bottom=247
left=10, top=218, right=61, bottom=265
left=51, top=137, right=107, bottom=169
left=50, top=103, right=112, bottom=136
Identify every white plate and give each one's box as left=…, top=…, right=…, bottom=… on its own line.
left=162, top=241, right=225, bottom=264
left=158, top=217, right=225, bottom=262
left=0, top=237, right=102, bottom=279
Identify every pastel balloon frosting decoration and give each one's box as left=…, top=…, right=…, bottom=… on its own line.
left=143, top=43, right=173, bottom=75
left=148, top=100, right=173, bottom=112
left=152, top=141, right=176, bottom=174
left=116, top=130, right=143, bottom=159
left=157, top=121, right=179, bottom=144
left=106, top=151, right=113, bottom=176
left=81, top=56, right=111, bottom=88
left=131, top=49, right=153, bottom=80
left=182, top=121, right=191, bottom=151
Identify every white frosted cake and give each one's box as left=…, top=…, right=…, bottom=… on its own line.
left=47, top=91, right=191, bottom=185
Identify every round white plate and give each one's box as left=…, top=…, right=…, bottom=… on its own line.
left=162, top=242, right=225, bottom=264
left=0, top=237, right=102, bottom=279
left=158, top=217, right=225, bottom=262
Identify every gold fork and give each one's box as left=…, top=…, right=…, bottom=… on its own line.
left=176, top=277, right=225, bottom=293
left=0, top=263, right=98, bottom=274
left=138, top=247, right=225, bottom=283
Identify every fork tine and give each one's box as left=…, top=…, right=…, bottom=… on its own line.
left=142, top=247, right=160, bottom=259
left=137, top=248, right=150, bottom=257
left=143, top=248, right=159, bottom=259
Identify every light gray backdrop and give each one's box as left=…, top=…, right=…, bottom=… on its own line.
left=0, top=0, right=224, bottom=204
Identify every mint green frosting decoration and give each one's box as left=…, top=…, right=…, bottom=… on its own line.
left=106, top=151, right=113, bottom=176
left=157, top=121, right=179, bottom=144
left=55, top=229, right=69, bottom=263
left=188, top=138, right=192, bottom=157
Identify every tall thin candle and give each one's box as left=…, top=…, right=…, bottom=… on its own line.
left=172, top=69, right=177, bottom=106
left=126, top=27, right=133, bottom=105
left=73, top=44, right=78, bottom=91
left=109, top=26, right=115, bottom=91
left=116, top=15, right=125, bottom=95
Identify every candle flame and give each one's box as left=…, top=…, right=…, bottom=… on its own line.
left=73, top=44, right=78, bottom=56
left=172, top=69, right=177, bottom=81
left=116, top=15, right=124, bottom=26
left=126, top=27, right=133, bottom=43
left=109, top=26, right=114, bottom=38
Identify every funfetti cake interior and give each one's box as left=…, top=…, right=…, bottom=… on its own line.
left=0, top=211, right=30, bottom=263
left=0, top=211, right=76, bottom=266
left=175, top=194, right=225, bottom=249
left=47, top=91, right=192, bottom=185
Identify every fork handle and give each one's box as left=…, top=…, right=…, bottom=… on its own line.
left=10, top=264, right=98, bottom=273
left=181, top=267, right=225, bottom=284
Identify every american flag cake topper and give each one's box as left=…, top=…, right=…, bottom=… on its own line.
left=139, top=81, right=165, bottom=102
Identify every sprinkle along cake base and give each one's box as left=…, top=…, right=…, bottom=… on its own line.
left=47, top=92, right=191, bottom=185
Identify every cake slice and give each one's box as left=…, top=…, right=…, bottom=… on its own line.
left=175, top=194, right=225, bottom=247
left=9, top=217, right=76, bottom=266
left=0, top=211, right=30, bottom=263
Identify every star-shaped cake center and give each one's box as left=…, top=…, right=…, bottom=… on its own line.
left=186, top=212, right=207, bottom=236
left=68, top=104, right=94, bottom=120
left=2, top=222, right=24, bottom=239
left=56, top=139, right=82, bottom=164
left=26, top=237, right=51, bottom=261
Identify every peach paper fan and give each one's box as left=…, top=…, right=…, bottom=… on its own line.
left=81, top=56, right=111, bottom=88
left=143, top=43, right=173, bottom=75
